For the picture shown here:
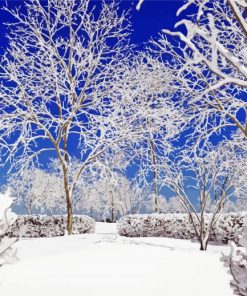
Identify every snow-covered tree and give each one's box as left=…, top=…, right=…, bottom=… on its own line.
left=8, top=167, right=65, bottom=215
left=206, top=197, right=247, bottom=213
left=9, top=155, right=148, bottom=220
left=222, top=215, right=247, bottom=295
left=113, top=52, right=184, bottom=213
left=99, top=174, right=147, bottom=221
left=0, top=0, right=135, bottom=234
left=235, top=198, right=247, bottom=212
left=151, top=0, right=247, bottom=148
left=0, top=0, right=182, bottom=234
left=74, top=171, right=147, bottom=221
left=158, top=196, right=187, bottom=214
left=160, top=142, right=247, bottom=250
left=0, top=191, right=17, bottom=267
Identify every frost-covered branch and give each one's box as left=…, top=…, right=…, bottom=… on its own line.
left=151, top=0, right=247, bottom=148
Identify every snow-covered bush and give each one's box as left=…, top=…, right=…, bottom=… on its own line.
left=222, top=215, right=247, bottom=295
left=0, top=192, right=17, bottom=267
left=216, top=212, right=247, bottom=245
left=118, top=214, right=196, bottom=239
left=118, top=213, right=246, bottom=244
left=7, top=215, right=95, bottom=238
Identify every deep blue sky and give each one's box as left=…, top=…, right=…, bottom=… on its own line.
left=125, top=0, right=184, bottom=43
left=0, top=0, right=185, bottom=183
left=0, top=0, right=199, bottom=204
left=0, top=1, right=184, bottom=45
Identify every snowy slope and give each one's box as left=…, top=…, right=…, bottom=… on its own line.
left=0, top=222, right=233, bottom=296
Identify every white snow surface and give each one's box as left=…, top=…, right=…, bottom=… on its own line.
left=0, top=222, right=233, bottom=296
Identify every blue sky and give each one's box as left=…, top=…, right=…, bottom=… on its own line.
left=0, top=0, right=200, bottom=207
left=0, top=1, right=185, bottom=45
left=0, top=0, right=186, bottom=183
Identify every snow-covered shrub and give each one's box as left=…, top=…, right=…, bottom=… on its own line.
left=117, top=214, right=196, bottom=239
left=118, top=213, right=246, bottom=244
left=7, top=215, right=95, bottom=238
left=0, top=192, right=18, bottom=267
left=222, top=215, right=247, bottom=296
left=215, top=212, right=246, bottom=245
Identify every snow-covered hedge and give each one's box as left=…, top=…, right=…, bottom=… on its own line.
left=0, top=193, right=18, bottom=267
left=118, top=214, right=195, bottom=239
left=117, top=213, right=246, bottom=244
left=7, top=215, right=95, bottom=238
left=216, top=212, right=246, bottom=245
left=222, top=216, right=247, bottom=295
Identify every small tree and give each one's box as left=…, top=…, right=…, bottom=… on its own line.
left=110, top=52, right=185, bottom=214
left=157, top=195, right=187, bottom=214
left=98, top=174, right=148, bottom=221
left=161, top=142, right=247, bottom=250
left=9, top=167, right=65, bottom=215
left=74, top=170, right=147, bottom=221
left=0, top=191, right=17, bottom=267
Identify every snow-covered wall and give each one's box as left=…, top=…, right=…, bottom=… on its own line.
left=7, top=215, right=95, bottom=238
left=117, top=213, right=246, bottom=244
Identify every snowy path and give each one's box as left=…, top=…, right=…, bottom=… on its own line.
left=0, top=222, right=233, bottom=296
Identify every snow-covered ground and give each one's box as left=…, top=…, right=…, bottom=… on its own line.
left=0, top=222, right=233, bottom=296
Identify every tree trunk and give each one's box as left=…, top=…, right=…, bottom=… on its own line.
left=199, top=236, right=208, bottom=251
left=111, top=203, right=116, bottom=223
left=111, top=207, right=115, bottom=223
left=110, top=191, right=115, bottom=223
left=63, top=164, right=73, bottom=235
left=200, top=242, right=207, bottom=251
left=66, top=198, right=73, bottom=235
left=63, top=127, right=73, bottom=234
left=65, top=183, right=73, bottom=234
left=150, top=140, right=158, bottom=213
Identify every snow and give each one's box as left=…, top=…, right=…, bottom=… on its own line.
left=0, top=222, right=233, bottom=296
left=136, top=0, right=144, bottom=11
